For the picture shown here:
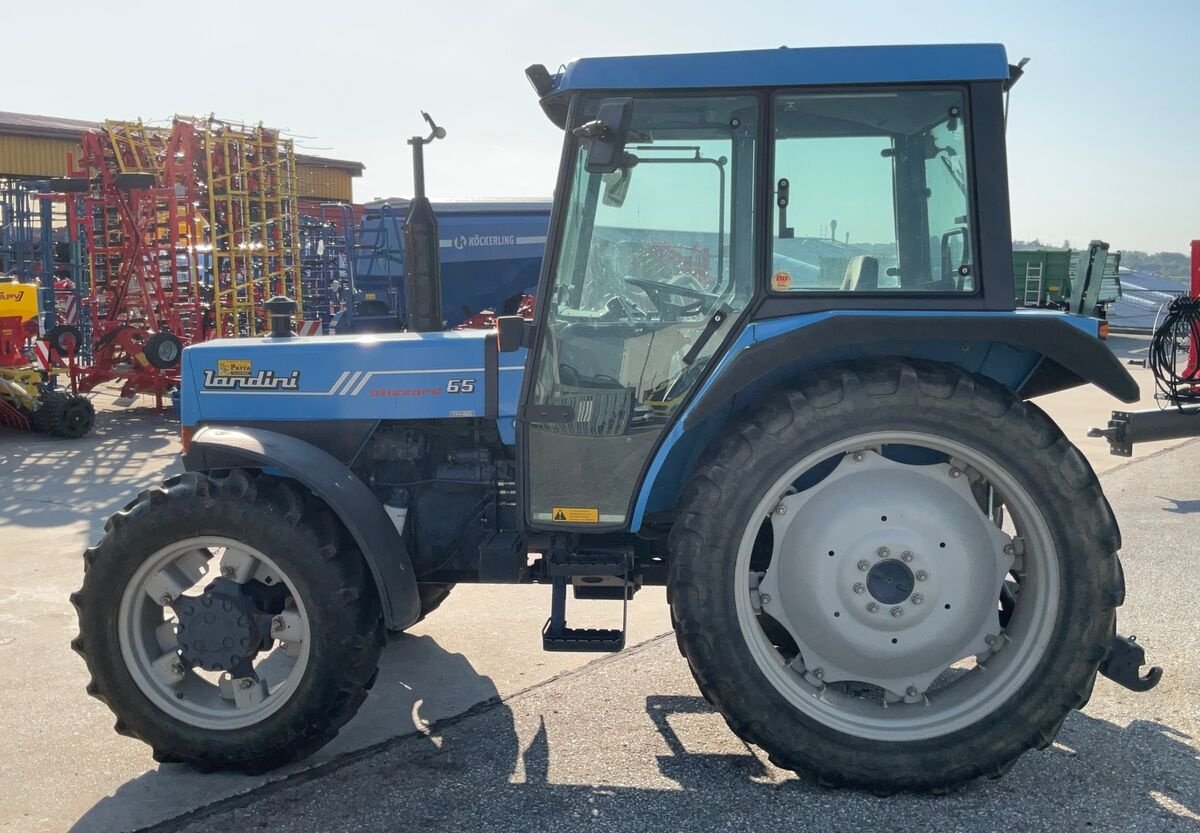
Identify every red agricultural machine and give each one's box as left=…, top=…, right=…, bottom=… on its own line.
left=44, top=118, right=303, bottom=407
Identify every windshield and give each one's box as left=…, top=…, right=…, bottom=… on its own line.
left=525, top=94, right=757, bottom=525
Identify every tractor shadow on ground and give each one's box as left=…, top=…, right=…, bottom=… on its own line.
left=66, top=649, right=1200, bottom=833
left=67, top=633, right=517, bottom=833
left=0, top=407, right=179, bottom=537
left=1157, top=496, right=1200, bottom=514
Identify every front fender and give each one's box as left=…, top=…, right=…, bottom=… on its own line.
left=184, top=425, right=421, bottom=629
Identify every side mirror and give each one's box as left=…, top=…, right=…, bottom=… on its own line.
left=496, top=315, right=529, bottom=353
left=576, top=97, right=633, bottom=174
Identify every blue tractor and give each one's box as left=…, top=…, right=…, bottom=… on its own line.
left=72, top=44, right=1160, bottom=791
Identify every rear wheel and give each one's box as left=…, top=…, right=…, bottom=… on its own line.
left=57, top=394, right=95, bottom=438
left=416, top=583, right=455, bottom=622
left=668, top=361, right=1122, bottom=792
left=71, top=470, right=383, bottom=772
left=144, top=332, right=183, bottom=369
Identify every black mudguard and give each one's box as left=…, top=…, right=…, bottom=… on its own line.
left=686, top=314, right=1139, bottom=429
left=184, top=425, right=421, bottom=630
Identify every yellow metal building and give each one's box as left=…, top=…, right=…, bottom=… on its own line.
left=0, top=111, right=362, bottom=201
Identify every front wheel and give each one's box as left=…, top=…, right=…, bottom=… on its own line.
left=668, top=361, right=1123, bottom=792
left=71, top=470, right=383, bottom=772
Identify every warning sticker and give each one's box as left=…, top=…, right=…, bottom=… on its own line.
left=551, top=507, right=600, bottom=523
left=771, top=271, right=792, bottom=291
left=217, top=359, right=251, bottom=377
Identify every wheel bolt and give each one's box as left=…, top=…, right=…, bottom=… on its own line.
left=911, top=594, right=924, bottom=605
left=857, top=560, right=870, bottom=572
left=853, top=452, right=865, bottom=462
left=1003, top=543, right=1015, bottom=555
left=915, top=570, right=928, bottom=582
left=853, top=583, right=866, bottom=594
left=813, top=668, right=825, bottom=680
left=775, top=504, right=787, bottom=516
left=159, top=594, right=172, bottom=606
left=759, top=594, right=772, bottom=606
left=877, top=546, right=890, bottom=558
left=271, top=616, right=285, bottom=633
left=238, top=678, right=254, bottom=690
left=985, top=634, right=998, bottom=646
left=866, top=602, right=879, bottom=613
left=171, top=660, right=185, bottom=675
left=949, top=468, right=962, bottom=478
left=901, top=551, right=913, bottom=562
left=906, top=686, right=919, bottom=697
left=891, top=607, right=904, bottom=618
left=221, top=566, right=237, bottom=578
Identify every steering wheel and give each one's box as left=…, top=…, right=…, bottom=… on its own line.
left=622, top=277, right=718, bottom=319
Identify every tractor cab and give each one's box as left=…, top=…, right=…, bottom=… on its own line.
left=517, top=45, right=1026, bottom=529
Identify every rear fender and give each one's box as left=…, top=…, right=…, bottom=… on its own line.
left=632, top=311, right=1138, bottom=529
left=184, top=425, right=421, bottom=629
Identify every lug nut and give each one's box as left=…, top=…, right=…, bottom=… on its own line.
left=812, top=668, right=825, bottom=680
left=853, top=452, right=865, bottom=462
left=985, top=634, right=997, bottom=646
left=877, top=546, right=890, bottom=558
left=1003, top=543, right=1015, bottom=555
left=891, top=607, right=904, bottom=618
left=911, top=594, right=924, bottom=605
left=271, top=616, right=285, bottom=633
left=901, top=551, right=913, bottom=562
left=775, top=504, right=787, bottom=516
left=760, top=594, right=772, bottom=606
left=906, top=686, right=919, bottom=697
left=221, top=566, right=237, bottom=578
left=159, top=594, right=172, bottom=606
left=853, top=583, right=866, bottom=595
left=171, top=660, right=186, bottom=675
left=857, top=560, right=870, bottom=571
left=949, top=468, right=962, bottom=478
left=866, top=602, right=879, bottom=613
left=915, top=570, right=928, bottom=582
left=238, top=678, right=255, bottom=690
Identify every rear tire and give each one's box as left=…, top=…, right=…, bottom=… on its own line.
left=57, top=394, right=95, bottom=438
left=71, top=470, right=383, bottom=772
left=668, top=360, right=1123, bottom=792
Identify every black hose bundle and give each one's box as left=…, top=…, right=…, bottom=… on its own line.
left=1148, top=295, right=1200, bottom=405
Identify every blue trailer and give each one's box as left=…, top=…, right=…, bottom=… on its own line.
left=344, top=200, right=550, bottom=330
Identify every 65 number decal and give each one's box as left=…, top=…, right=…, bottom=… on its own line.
left=446, top=378, right=476, bottom=394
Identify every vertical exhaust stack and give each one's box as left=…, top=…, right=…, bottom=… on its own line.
left=403, top=112, right=446, bottom=333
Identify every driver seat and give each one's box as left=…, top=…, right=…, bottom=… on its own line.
left=839, top=256, right=879, bottom=292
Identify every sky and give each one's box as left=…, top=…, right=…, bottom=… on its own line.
left=5, top=0, right=1197, bottom=254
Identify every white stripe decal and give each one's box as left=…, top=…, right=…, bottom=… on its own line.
left=515, top=235, right=547, bottom=245
left=337, top=371, right=362, bottom=396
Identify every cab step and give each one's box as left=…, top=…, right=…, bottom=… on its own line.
left=542, top=545, right=633, bottom=653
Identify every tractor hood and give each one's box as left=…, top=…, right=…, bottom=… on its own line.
left=180, top=329, right=526, bottom=443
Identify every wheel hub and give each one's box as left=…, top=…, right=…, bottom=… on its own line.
left=866, top=559, right=913, bottom=605
left=174, top=578, right=272, bottom=676
left=757, top=449, right=1014, bottom=699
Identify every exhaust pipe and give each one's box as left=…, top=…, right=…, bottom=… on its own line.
left=403, top=112, right=446, bottom=333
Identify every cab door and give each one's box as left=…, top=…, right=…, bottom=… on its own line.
left=520, top=94, right=759, bottom=528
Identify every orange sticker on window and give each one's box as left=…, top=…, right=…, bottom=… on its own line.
left=772, top=271, right=792, bottom=291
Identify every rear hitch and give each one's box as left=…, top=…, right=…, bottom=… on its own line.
left=1098, top=634, right=1162, bottom=692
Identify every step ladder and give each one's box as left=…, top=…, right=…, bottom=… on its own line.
left=542, top=545, right=634, bottom=653
left=1023, top=262, right=1043, bottom=306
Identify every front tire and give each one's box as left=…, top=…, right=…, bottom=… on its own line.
left=668, top=361, right=1123, bottom=792
left=71, top=470, right=383, bottom=772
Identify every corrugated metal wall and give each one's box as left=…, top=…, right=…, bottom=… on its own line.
left=0, top=134, right=356, bottom=201
left=0, top=136, right=76, bottom=176
left=296, top=164, right=354, bottom=201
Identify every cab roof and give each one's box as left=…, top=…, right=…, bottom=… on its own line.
left=553, top=43, right=1010, bottom=92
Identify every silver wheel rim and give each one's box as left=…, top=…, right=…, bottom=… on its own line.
left=734, top=431, right=1060, bottom=741
left=117, top=537, right=311, bottom=730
